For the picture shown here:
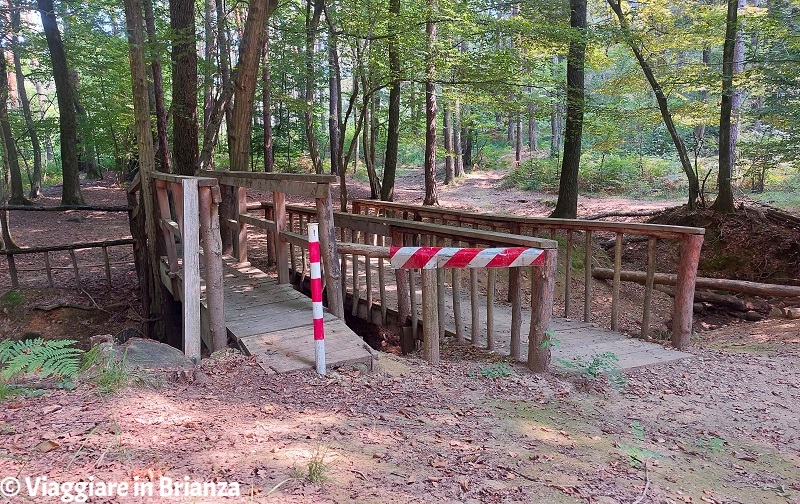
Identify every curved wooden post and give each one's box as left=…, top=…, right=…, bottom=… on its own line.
left=199, top=186, right=226, bottom=351
left=672, top=234, right=703, bottom=349
left=528, top=248, right=557, bottom=373
left=316, top=189, right=344, bottom=318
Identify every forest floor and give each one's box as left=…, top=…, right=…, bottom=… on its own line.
left=0, top=169, right=799, bottom=504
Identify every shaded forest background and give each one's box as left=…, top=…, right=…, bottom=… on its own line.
left=1, top=0, right=800, bottom=218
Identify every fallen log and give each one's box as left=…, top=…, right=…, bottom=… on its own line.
left=592, top=267, right=800, bottom=298
left=653, top=284, right=753, bottom=313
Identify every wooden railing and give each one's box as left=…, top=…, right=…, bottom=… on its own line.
left=151, top=173, right=225, bottom=363
left=246, top=201, right=560, bottom=371
left=351, top=199, right=705, bottom=349
left=0, top=205, right=134, bottom=290
left=200, top=170, right=344, bottom=319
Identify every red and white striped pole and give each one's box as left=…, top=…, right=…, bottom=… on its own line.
left=308, top=223, right=326, bottom=375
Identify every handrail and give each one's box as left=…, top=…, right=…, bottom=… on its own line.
left=211, top=170, right=344, bottom=319
left=349, top=199, right=704, bottom=349
left=248, top=201, right=559, bottom=371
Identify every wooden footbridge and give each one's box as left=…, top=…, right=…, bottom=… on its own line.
left=142, top=171, right=704, bottom=373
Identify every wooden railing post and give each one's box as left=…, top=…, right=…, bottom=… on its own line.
left=218, top=183, right=235, bottom=256
left=181, top=178, right=201, bottom=364
left=672, top=234, right=703, bottom=349
left=274, top=191, right=290, bottom=284
left=234, top=187, right=248, bottom=264
left=199, top=185, right=226, bottom=352
left=421, top=267, right=439, bottom=364
left=528, top=248, right=557, bottom=373
left=392, top=227, right=411, bottom=327
left=316, top=189, right=344, bottom=318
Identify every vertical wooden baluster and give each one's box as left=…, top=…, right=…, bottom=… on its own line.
left=486, top=268, right=496, bottom=351
left=421, top=267, right=439, bottom=364
left=452, top=240, right=464, bottom=343
left=564, top=230, right=573, bottom=317
left=611, top=232, right=623, bottom=331
left=69, top=249, right=81, bottom=289
left=102, top=246, right=112, bottom=290
left=470, top=246, right=480, bottom=345
left=7, top=254, right=19, bottom=288
left=44, top=252, right=53, bottom=287
left=300, top=214, right=308, bottom=281
left=641, top=237, right=657, bottom=339
left=550, top=228, right=556, bottom=240
left=410, top=268, right=418, bottom=342
left=340, top=227, right=348, bottom=303
left=289, top=213, right=297, bottom=282
left=365, top=231, right=374, bottom=322
left=584, top=230, right=592, bottom=322
left=436, top=237, right=445, bottom=338
left=351, top=228, right=360, bottom=317
left=378, top=234, right=387, bottom=325
left=266, top=206, right=275, bottom=265
left=509, top=266, right=522, bottom=360
left=273, top=191, right=290, bottom=284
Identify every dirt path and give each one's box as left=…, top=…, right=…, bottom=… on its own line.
left=1, top=175, right=799, bottom=504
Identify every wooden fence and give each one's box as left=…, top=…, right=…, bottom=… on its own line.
left=151, top=172, right=225, bottom=363
left=351, top=199, right=705, bottom=349
left=245, top=201, right=560, bottom=371
left=0, top=205, right=134, bottom=291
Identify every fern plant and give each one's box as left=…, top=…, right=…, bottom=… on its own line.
left=0, top=338, right=84, bottom=381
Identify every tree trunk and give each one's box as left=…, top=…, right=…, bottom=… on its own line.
left=515, top=115, right=522, bottom=163
left=35, top=81, right=54, bottom=162
left=37, top=0, right=83, bottom=205
left=608, top=0, right=699, bottom=209
left=216, top=0, right=232, bottom=129
left=203, top=0, right=216, bottom=132
left=443, top=104, right=454, bottom=184
left=70, top=73, right=100, bottom=180
left=262, top=22, right=274, bottom=172
left=423, top=2, right=438, bottom=206
left=328, top=18, right=341, bottom=176
left=0, top=148, right=18, bottom=249
left=712, top=0, right=740, bottom=214
left=228, top=0, right=279, bottom=174
left=551, top=0, right=586, bottom=219
left=146, top=0, right=171, bottom=173
left=303, top=0, right=324, bottom=174
left=123, top=0, right=175, bottom=341
left=453, top=99, right=463, bottom=177
left=0, top=50, right=27, bottom=205
left=550, top=55, right=563, bottom=159
left=528, top=101, right=538, bottom=152
left=381, top=0, right=401, bottom=201
left=462, top=122, right=472, bottom=171
left=10, top=2, right=42, bottom=199
left=693, top=48, right=710, bottom=157
left=171, top=0, right=199, bottom=175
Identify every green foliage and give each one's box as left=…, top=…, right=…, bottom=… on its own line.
left=617, top=421, right=663, bottom=468
left=0, top=291, right=23, bottom=309
left=0, top=339, right=83, bottom=382
left=557, top=351, right=626, bottom=389
left=479, top=362, right=514, bottom=380
left=303, top=449, right=330, bottom=484
left=695, top=435, right=726, bottom=453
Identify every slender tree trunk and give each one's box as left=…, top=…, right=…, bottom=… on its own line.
left=37, top=0, right=83, bottom=205
left=507, top=115, right=514, bottom=144
left=228, top=0, right=278, bottom=173
left=423, top=0, right=438, bottom=206
left=443, top=104, right=454, bottom=184
left=381, top=0, right=401, bottom=201
left=712, top=0, right=740, bottom=214
left=551, top=0, right=586, bottom=219
left=550, top=55, right=563, bottom=159
left=730, top=0, right=745, bottom=181
left=203, top=0, right=216, bottom=131
left=262, top=23, right=274, bottom=172
left=528, top=101, right=538, bottom=152
left=145, top=0, right=171, bottom=173
left=608, top=0, right=699, bottom=209
left=216, top=0, right=232, bottom=128
left=71, top=80, right=100, bottom=179
left=0, top=148, right=18, bottom=249
left=462, top=117, right=472, bottom=170
left=123, top=0, right=175, bottom=341
left=34, top=81, right=54, bottom=162
left=515, top=115, right=522, bottom=164
left=453, top=99, right=463, bottom=177
left=303, top=0, right=324, bottom=174
left=0, top=50, right=27, bottom=205
left=693, top=48, right=710, bottom=156
left=171, top=0, right=199, bottom=175
left=327, top=16, right=341, bottom=175
left=10, top=2, right=42, bottom=199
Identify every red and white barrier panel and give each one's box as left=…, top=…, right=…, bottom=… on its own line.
left=389, top=246, right=545, bottom=270
left=308, top=223, right=325, bottom=375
